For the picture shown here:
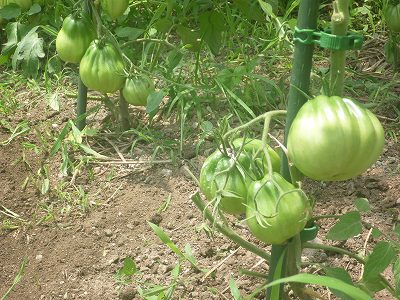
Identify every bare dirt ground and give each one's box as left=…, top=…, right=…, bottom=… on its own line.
left=0, top=85, right=399, bottom=300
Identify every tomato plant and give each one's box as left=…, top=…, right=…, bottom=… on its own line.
left=56, top=14, right=96, bottom=64
left=246, top=172, right=312, bottom=245
left=7, top=0, right=32, bottom=10
left=101, top=0, right=129, bottom=19
left=287, top=95, right=385, bottom=181
left=79, top=40, right=125, bottom=94
left=122, top=76, right=155, bottom=106
left=385, top=3, right=400, bottom=32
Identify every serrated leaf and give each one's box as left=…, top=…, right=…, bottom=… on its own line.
left=117, top=257, right=137, bottom=277
left=27, top=3, right=41, bottom=15
left=199, top=11, right=226, bottom=55
left=364, top=241, right=396, bottom=280
left=326, top=211, right=362, bottom=241
left=0, top=4, right=21, bottom=20
left=146, top=90, right=165, bottom=119
left=115, top=26, right=144, bottom=40
left=325, top=267, right=354, bottom=300
left=47, top=92, right=60, bottom=111
left=355, top=198, right=371, bottom=212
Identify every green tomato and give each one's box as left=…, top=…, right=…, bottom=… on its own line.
left=101, top=0, right=129, bottom=19
left=246, top=172, right=312, bottom=245
left=122, top=76, right=155, bottom=106
left=199, top=148, right=255, bottom=215
left=7, top=0, right=32, bottom=10
left=287, top=95, right=384, bottom=181
left=386, top=4, right=400, bottom=32
left=80, top=40, right=125, bottom=94
left=231, top=138, right=281, bottom=178
left=56, top=15, right=96, bottom=64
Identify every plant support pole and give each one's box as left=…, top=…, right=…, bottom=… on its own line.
left=268, top=1, right=320, bottom=299
left=119, top=91, right=131, bottom=130
left=329, top=0, right=350, bottom=97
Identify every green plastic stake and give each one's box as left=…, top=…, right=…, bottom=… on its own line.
left=267, top=1, right=320, bottom=299
left=76, top=0, right=91, bottom=131
left=329, top=0, right=350, bottom=97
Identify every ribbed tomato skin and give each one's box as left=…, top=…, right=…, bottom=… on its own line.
left=101, top=0, right=129, bottom=19
left=79, top=40, right=125, bottom=94
left=287, top=95, right=384, bottom=181
left=56, top=15, right=96, bottom=64
left=122, top=76, right=155, bottom=106
left=246, top=173, right=312, bottom=245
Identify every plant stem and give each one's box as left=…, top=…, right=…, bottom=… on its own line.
left=329, top=0, right=350, bottom=96
left=119, top=91, right=131, bottom=131
left=191, top=192, right=270, bottom=261
left=76, top=78, right=88, bottom=130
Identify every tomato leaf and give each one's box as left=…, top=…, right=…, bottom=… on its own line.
left=0, top=4, right=21, bottom=20
left=115, top=26, right=144, bottom=40
left=199, top=11, right=226, bottom=55
left=392, top=256, right=400, bottom=297
left=326, top=211, right=362, bottom=241
left=363, top=241, right=396, bottom=280
left=27, top=3, right=41, bottom=15
left=146, top=90, right=165, bottom=119
left=325, top=267, right=354, bottom=300
left=355, top=198, right=371, bottom=212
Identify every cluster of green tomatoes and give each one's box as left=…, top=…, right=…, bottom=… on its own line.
left=56, top=0, right=154, bottom=107
left=200, top=96, right=385, bottom=245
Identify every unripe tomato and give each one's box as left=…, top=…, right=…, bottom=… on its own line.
left=56, top=15, right=96, bottom=64
left=101, top=0, right=129, bottom=19
left=199, top=141, right=280, bottom=215
left=231, top=138, right=281, bottom=177
left=7, top=0, right=32, bottom=10
left=246, top=173, right=312, bottom=245
left=122, top=76, right=155, bottom=106
left=79, top=40, right=125, bottom=94
left=385, top=4, right=400, bottom=32
left=287, top=95, right=384, bottom=181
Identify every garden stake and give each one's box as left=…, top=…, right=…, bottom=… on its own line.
left=329, top=0, right=350, bottom=96
left=267, top=1, right=320, bottom=299
left=76, top=0, right=91, bottom=131
left=119, top=91, right=131, bottom=130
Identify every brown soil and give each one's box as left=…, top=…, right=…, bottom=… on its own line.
left=0, top=86, right=399, bottom=300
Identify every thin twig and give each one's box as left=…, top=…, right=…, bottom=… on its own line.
left=91, top=159, right=172, bottom=165
left=202, top=248, right=240, bottom=282
left=104, top=137, right=126, bottom=162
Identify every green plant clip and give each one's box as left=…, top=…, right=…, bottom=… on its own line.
left=300, top=224, right=319, bottom=242
left=293, top=27, right=364, bottom=51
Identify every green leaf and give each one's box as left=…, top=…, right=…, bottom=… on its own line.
left=176, top=25, right=201, bottom=52
left=47, top=92, right=60, bottom=111
left=232, top=0, right=264, bottom=22
left=264, top=274, right=373, bottom=300
left=117, top=257, right=137, bottom=277
left=146, top=90, right=165, bottom=119
left=11, top=26, right=45, bottom=77
left=392, top=256, right=400, bottom=297
left=229, top=276, right=244, bottom=300
left=364, top=241, right=396, bottom=280
left=27, top=3, right=41, bottom=15
left=326, top=211, right=362, bottom=241
left=115, top=26, right=144, bottom=40
left=49, top=122, right=71, bottom=157
left=78, top=144, right=108, bottom=159
left=166, top=49, right=183, bottom=71
left=41, top=178, right=49, bottom=195
left=154, top=17, right=173, bottom=33
left=325, top=267, right=354, bottom=300
left=148, top=222, right=185, bottom=259
left=0, top=4, right=21, bottom=20
left=199, top=11, right=226, bottom=55
left=3, top=22, right=27, bottom=54
left=355, top=198, right=371, bottom=212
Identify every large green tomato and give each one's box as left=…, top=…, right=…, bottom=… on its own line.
left=56, top=15, right=96, bottom=64
left=246, top=173, right=312, bottom=245
left=101, top=0, right=129, bottom=19
left=7, top=0, right=32, bottom=10
left=386, top=4, right=400, bottom=32
left=231, top=138, right=281, bottom=177
left=287, top=95, right=384, bottom=181
left=199, top=148, right=252, bottom=215
left=80, top=40, right=125, bottom=94
left=122, top=76, right=155, bottom=106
